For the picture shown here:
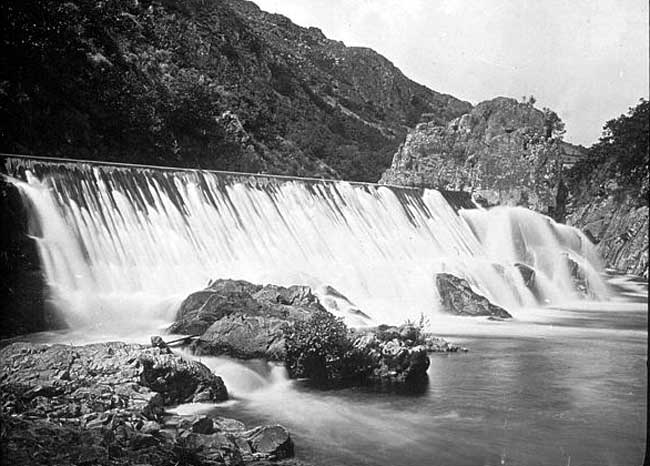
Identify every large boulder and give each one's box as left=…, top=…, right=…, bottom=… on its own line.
left=191, top=312, right=288, bottom=360
left=435, top=273, right=512, bottom=318
left=170, top=280, right=326, bottom=359
left=169, top=279, right=324, bottom=336
left=169, top=280, right=264, bottom=335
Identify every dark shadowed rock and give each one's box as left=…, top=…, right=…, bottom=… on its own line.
left=436, top=273, right=512, bottom=318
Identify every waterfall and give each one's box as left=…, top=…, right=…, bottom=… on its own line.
left=3, top=157, right=608, bottom=328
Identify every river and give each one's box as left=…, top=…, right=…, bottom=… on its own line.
left=179, top=276, right=647, bottom=466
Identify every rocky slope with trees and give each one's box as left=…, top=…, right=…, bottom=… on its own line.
left=565, top=99, right=648, bottom=277
left=0, top=0, right=470, bottom=182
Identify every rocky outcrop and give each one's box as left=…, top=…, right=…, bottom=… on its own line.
left=0, top=342, right=297, bottom=465
left=171, top=279, right=326, bottom=360
left=567, top=195, right=648, bottom=277
left=175, top=279, right=467, bottom=388
left=564, top=99, right=648, bottom=277
left=435, top=273, right=512, bottom=318
left=0, top=342, right=227, bottom=416
left=380, top=97, right=572, bottom=218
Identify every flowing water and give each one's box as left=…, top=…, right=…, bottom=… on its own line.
left=3, top=157, right=607, bottom=328
left=2, top=157, right=646, bottom=465
left=192, top=282, right=647, bottom=466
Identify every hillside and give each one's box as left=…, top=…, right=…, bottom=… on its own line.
left=0, top=0, right=471, bottom=182
left=565, top=99, right=649, bottom=276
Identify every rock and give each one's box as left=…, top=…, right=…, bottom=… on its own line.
left=213, top=417, right=247, bottom=433
left=0, top=342, right=227, bottom=422
left=244, top=425, right=294, bottom=459
left=169, top=280, right=324, bottom=337
left=380, top=97, right=574, bottom=219
left=567, top=194, right=648, bottom=277
left=140, top=420, right=161, bottom=435
left=176, top=431, right=243, bottom=465
left=169, top=286, right=263, bottom=335
left=351, top=325, right=431, bottom=385
left=191, top=312, right=288, bottom=360
left=0, top=342, right=298, bottom=465
left=172, top=280, right=326, bottom=360
left=190, top=415, right=214, bottom=434
left=138, top=351, right=228, bottom=404
left=435, top=273, right=512, bottom=318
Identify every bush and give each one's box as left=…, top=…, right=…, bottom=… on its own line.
left=284, top=312, right=371, bottom=386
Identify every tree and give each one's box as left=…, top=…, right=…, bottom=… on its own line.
left=568, top=98, right=649, bottom=202
left=543, top=108, right=565, bottom=140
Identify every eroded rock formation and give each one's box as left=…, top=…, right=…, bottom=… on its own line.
left=380, top=97, right=571, bottom=217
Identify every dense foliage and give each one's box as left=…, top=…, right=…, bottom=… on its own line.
left=0, top=0, right=470, bottom=181
left=284, top=311, right=371, bottom=386
left=568, top=99, right=649, bottom=204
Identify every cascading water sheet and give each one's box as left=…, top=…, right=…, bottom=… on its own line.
left=3, top=158, right=608, bottom=329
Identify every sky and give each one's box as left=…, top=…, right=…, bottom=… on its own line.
left=253, top=0, right=649, bottom=146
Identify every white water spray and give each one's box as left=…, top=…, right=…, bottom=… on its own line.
left=3, top=158, right=608, bottom=329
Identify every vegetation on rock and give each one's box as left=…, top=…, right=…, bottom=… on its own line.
left=566, top=99, right=649, bottom=277
left=284, top=311, right=372, bottom=386
left=1, top=0, right=470, bottom=182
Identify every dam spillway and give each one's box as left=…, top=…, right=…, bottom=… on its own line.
left=2, top=156, right=607, bottom=329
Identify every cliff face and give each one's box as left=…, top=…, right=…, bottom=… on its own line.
left=0, top=0, right=470, bottom=182
left=567, top=195, right=648, bottom=277
left=380, top=97, right=567, bottom=217
left=564, top=99, right=649, bottom=277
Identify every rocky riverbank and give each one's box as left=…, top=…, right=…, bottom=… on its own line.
left=0, top=342, right=298, bottom=465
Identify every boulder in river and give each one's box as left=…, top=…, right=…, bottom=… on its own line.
left=435, top=273, right=512, bottom=318
left=169, top=279, right=325, bottom=338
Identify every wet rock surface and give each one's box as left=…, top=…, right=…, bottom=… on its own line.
left=435, top=273, right=512, bottom=318
left=0, top=342, right=297, bottom=465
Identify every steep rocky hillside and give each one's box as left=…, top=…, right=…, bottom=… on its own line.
left=0, top=0, right=470, bottom=182
left=565, top=99, right=648, bottom=277
left=380, top=97, right=569, bottom=218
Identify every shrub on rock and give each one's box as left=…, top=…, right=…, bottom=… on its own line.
left=284, top=311, right=372, bottom=386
